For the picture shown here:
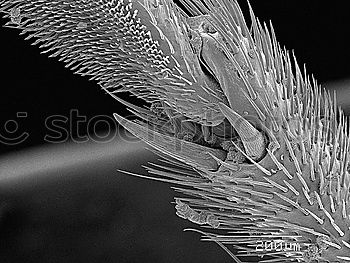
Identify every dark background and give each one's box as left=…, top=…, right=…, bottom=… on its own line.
left=0, top=1, right=349, bottom=262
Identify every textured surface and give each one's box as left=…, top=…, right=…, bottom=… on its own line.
left=1, top=0, right=350, bottom=262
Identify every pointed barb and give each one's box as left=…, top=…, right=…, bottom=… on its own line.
left=113, top=113, right=226, bottom=171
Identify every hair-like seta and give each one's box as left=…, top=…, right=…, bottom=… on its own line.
left=1, top=0, right=350, bottom=262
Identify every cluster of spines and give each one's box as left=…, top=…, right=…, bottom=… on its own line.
left=135, top=1, right=350, bottom=261
left=0, top=0, right=172, bottom=101
left=2, top=0, right=350, bottom=262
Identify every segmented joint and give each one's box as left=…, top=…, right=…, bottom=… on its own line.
left=175, top=199, right=220, bottom=228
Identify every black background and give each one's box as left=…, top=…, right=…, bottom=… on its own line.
left=0, top=1, right=349, bottom=262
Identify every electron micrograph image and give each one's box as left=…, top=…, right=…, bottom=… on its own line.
left=1, top=1, right=350, bottom=262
